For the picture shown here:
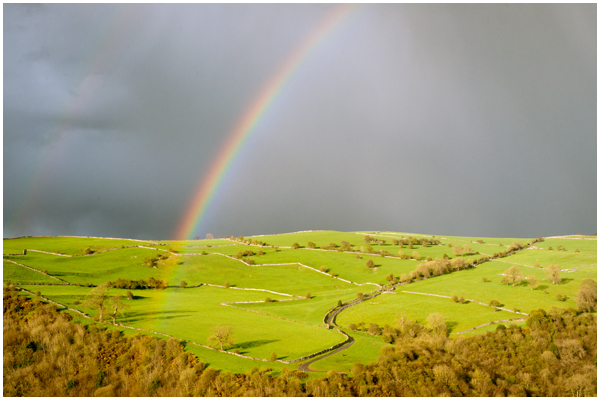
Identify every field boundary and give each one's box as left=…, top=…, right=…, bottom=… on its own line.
left=401, top=290, right=529, bottom=315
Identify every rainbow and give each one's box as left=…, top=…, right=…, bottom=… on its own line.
left=174, top=4, right=358, bottom=240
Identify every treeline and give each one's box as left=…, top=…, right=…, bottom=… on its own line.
left=4, top=285, right=596, bottom=396
left=105, top=277, right=168, bottom=290
left=229, top=236, right=268, bottom=247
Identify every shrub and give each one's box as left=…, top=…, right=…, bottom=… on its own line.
left=291, top=242, right=300, bottom=249
left=556, top=294, right=568, bottom=302
left=489, top=299, right=501, bottom=309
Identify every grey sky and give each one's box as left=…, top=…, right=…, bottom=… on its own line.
left=3, top=3, right=597, bottom=240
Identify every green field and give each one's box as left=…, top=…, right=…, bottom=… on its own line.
left=3, top=231, right=596, bottom=374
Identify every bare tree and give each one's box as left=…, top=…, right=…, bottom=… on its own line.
left=546, top=264, right=562, bottom=285
left=426, top=313, right=447, bottom=335
left=85, top=285, right=110, bottom=322
left=502, top=265, right=522, bottom=287
left=109, top=295, right=130, bottom=324
left=208, top=325, right=234, bottom=351
left=527, top=275, right=539, bottom=291
left=206, top=233, right=214, bottom=240
left=576, top=278, right=597, bottom=312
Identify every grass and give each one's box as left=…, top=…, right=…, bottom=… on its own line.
left=307, top=330, right=387, bottom=373
left=4, top=247, right=168, bottom=285
left=3, top=236, right=157, bottom=255
left=22, top=284, right=344, bottom=361
left=3, top=260, right=61, bottom=284
left=255, top=248, right=416, bottom=285
left=235, top=289, right=360, bottom=326
left=336, top=291, right=518, bottom=334
left=400, top=259, right=586, bottom=312
left=499, top=248, right=596, bottom=269
left=4, top=232, right=596, bottom=374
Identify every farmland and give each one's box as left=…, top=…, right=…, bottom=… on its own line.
left=3, top=231, right=597, bottom=375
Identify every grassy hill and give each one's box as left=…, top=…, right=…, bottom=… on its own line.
left=3, top=231, right=596, bottom=374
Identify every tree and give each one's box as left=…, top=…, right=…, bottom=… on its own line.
left=208, top=325, right=234, bottom=351
left=291, top=242, right=300, bottom=249
left=489, top=299, right=501, bottom=310
left=426, top=313, right=447, bottom=335
left=527, top=275, right=539, bottom=291
left=576, top=278, right=597, bottom=312
left=307, top=241, right=316, bottom=249
left=205, top=233, right=214, bottom=240
left=357, top=292, right=365, bottom=301
left=502, top=265, right=522, bottom=287
left=270, top=352, right=278, bottom=362
left=85, top=285, right=110, bottom=322
left=109, top=295, right=130, bottom=324
left=546, top=264, right=561, bottom=285
left=366, top=259, right=375, bottom=269
left=125, top=290, right=134, bottom=300
left=180, top=281, right=188, bottom=288
left=305, top=293, right=311, bottom=299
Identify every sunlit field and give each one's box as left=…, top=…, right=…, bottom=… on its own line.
left=4, top=231, right=596, bottom=373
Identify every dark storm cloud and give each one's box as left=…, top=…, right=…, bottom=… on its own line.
left=4, top=4, right=596, bottom=240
